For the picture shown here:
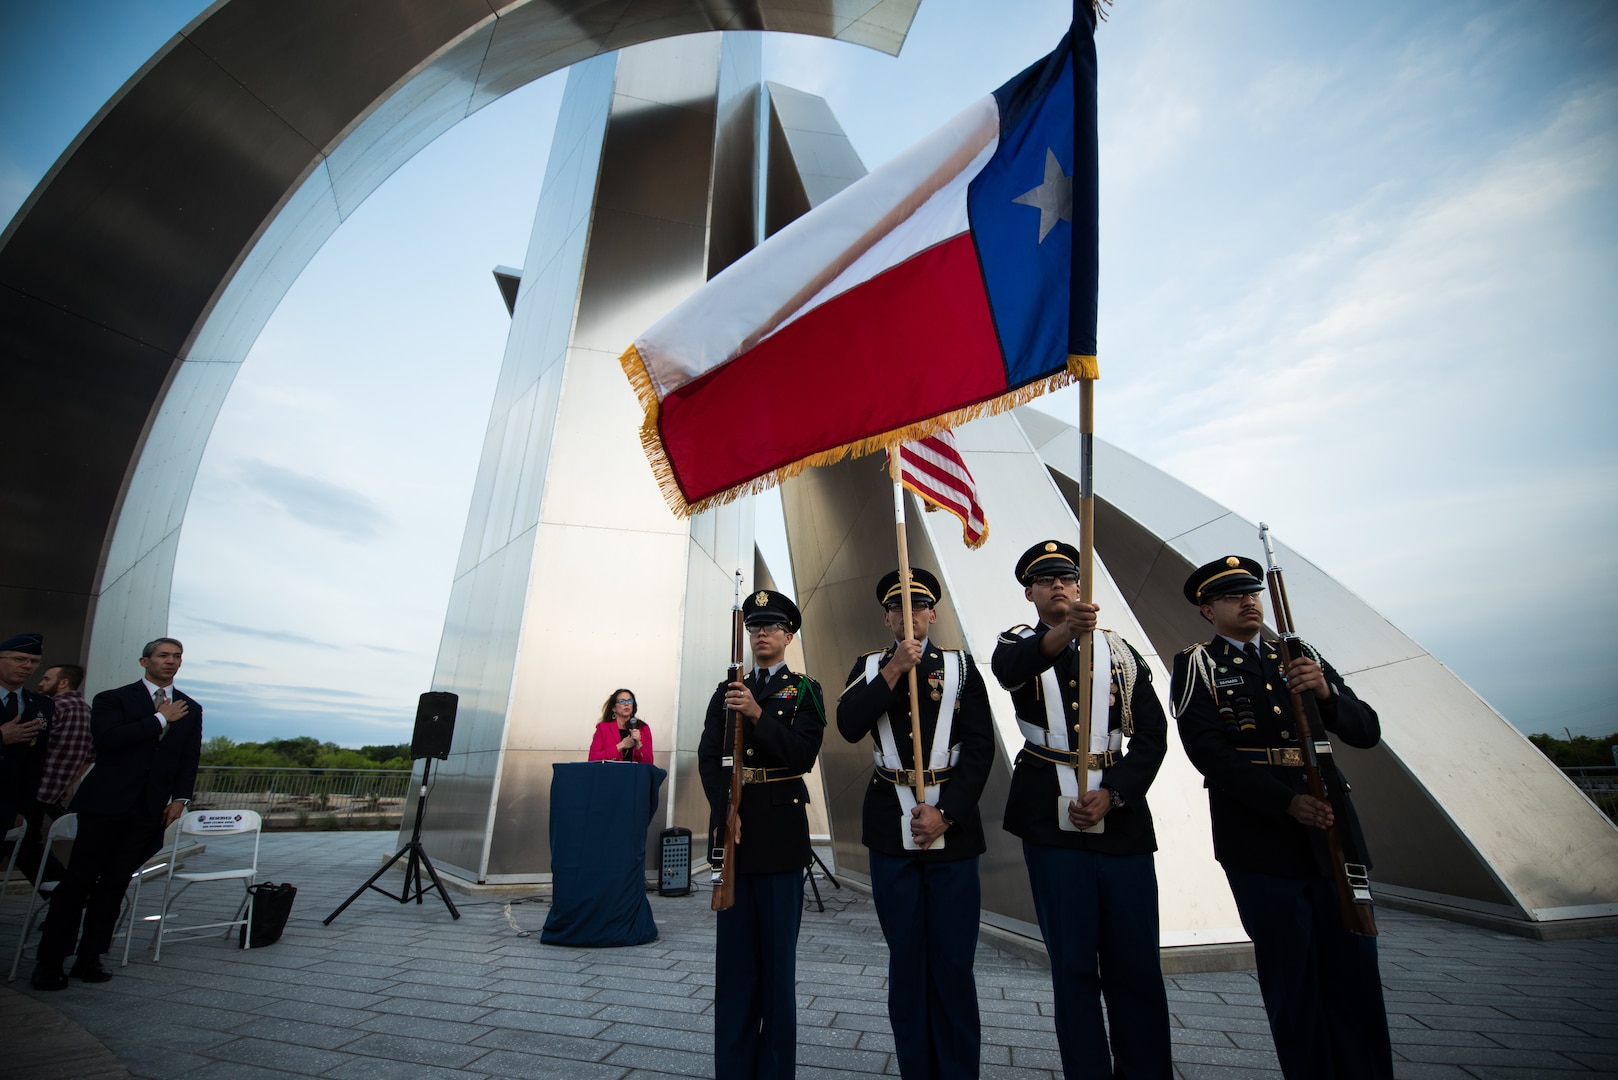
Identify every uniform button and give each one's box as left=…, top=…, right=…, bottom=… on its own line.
left=746, top=748, right=755, bottom=756
left=1273, top=706, right=1283, bottom=714
left=793, top=798, right=800, bottom=804
left=1074, top=724, right=1082, bottom=732
left=1069, top=680, right=1077, bottom=687
left=1281, top=730, right=1292, bottom=740
left=1224, top=690, right=1233, bottom=697
left=1070, top=702, right=1079, bottom=711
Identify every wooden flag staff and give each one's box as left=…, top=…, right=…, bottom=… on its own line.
left=889, top=445, right=929, bottom=808
left=1074, top=379, right=1096, bottom=803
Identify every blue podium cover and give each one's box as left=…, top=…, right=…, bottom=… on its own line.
left=542, top=761, right=665, bottom=947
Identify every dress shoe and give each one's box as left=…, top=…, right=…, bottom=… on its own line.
left=30, top=961, right=68, bottom=991
left=68, top=955, right=113, bottom=983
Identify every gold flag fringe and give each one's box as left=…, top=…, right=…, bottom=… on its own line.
left=619, top=344, right=662, bottom=420
left=622, top=348, right=1098, bottom=519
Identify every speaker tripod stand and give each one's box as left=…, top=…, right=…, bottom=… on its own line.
left=325, top=756, right=460, bottom=925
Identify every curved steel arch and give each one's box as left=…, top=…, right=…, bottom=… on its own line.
left=0, top=0, right=919, bottom=683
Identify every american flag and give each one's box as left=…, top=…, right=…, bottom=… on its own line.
left=892, top=431, right=988, bottom=549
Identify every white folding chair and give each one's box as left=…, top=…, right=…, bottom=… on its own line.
left=140, top=809, right=262, bottom=962
left=9, top=812, right=75, bottom=981
left=2, top=822, right=24, bottom=897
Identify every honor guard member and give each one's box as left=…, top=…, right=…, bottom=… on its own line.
left=1, top=633, right=54, bottom=837
left=836, top=568, right=994, bottom=1080
left=698, top=589, right=825, bottom=1080
left=990, top=541, right=1171, bottom=1079
left=1170, top=557, right=1391, bottom=1080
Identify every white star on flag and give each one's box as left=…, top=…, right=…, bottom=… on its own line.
left=1012, top=147, right=1072, bottom=243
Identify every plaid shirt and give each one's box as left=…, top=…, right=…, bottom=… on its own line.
left=37, top=690, right=93, bottom=806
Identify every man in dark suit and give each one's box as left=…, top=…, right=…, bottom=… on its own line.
left=33, top=636, right=202, bottom=991
left=991, top=541, right=1171, bottom=1079
left=836, top=567, right=994, bottom=1080
left=0, top=632, right=54, bottom=840
left=1169, top=556, right=1390, bottom=1080
left=698, top=589, right=824, bottom=1080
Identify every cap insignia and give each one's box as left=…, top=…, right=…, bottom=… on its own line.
left=1044, top=542, right=1058, bottom=552
left=753, top=591, right=768, bottom=607
left=1225, top=556, right=1240, bottom=568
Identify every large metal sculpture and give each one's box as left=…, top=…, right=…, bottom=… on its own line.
left=4, top=0, right=1610, bottom=939
left=0, top=0, right=921, bottom=696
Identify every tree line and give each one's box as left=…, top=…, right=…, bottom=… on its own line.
left=201, top=735, right=412, bottom=771
left=1527, top=731, right=1618, bottom=769
left=199, top=731, right=1613, bottom=772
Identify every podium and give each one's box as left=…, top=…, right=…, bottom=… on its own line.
left=541, top=761, right=666, bottom=947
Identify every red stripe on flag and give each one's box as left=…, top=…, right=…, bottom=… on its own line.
left=898, top=431, right=987, bottom=547
left=656, top=235, right=1004, bottom=505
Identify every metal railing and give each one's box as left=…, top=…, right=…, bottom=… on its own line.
left=191, top=766, right=413, bottom=828
left=1565, top=766, right=1618, bottom=823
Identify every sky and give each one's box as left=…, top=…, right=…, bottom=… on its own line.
left=4, top=1, right=1615, bottom=745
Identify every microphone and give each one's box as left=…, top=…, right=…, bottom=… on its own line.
left=620, top=718, right=642, bottom=762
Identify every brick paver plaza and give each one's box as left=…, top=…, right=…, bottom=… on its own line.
left=2, top=831, right=1614, bottom=1078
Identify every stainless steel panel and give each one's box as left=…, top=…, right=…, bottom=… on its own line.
left=424, top=35, right=773, bottom=879
left=187, top=164, right=344, bottom=365
left=86, top=529, right=182, bottom=699
left=324, top=46, right=486, bottom=219
left=609, top=34, right=723, bottom=115
left=710, top=37, right=763, bottom=278
left=0, top=35, right=320, bottom=356
left=0, top=287, right=171, bottom=613
left=182, top=0, right=496, bottom=156
left=512, top=364, right=568, bottom=538
left=537, top=348, right=690, bottom=532
left=2, top=0, right=916, bottom=676
left=572, top=209, right=712, bottom=353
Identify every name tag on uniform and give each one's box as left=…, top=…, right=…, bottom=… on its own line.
left=1057, top=796, right=1105, bottom=834
left=901, top=811, right=945, bottom=851
left=1215, top=676, right=1244, bottom=689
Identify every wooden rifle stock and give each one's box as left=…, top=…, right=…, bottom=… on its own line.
left=1259, top=524, right=1376, bottom=936
left=712, top=579, right=745, bottom=912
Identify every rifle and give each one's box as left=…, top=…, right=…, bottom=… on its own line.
left=711, top=569, right=745, bottom=912
left=1259, top=523, right=1378, bottom=937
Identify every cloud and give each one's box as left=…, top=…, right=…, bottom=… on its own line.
left=180, top=676, right=419, bottom=746
left=236, top=459, right=390, bottom=541
left=184, top=617, right=335, bottom=649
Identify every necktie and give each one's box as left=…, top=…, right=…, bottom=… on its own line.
left=3, top=691, right=15, bottom=719
left=154, top=687, right=169, bottom=739
left=1243, top=642, right=1261, bottom=665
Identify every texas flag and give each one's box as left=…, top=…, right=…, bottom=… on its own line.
left=621, top=14, right=1098, bottom=516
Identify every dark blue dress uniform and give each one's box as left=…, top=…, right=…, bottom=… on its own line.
left=992, top=624, right=1171, bottom=1080
left=1170, top=558, right=1391, bottom=1080
left=698, top=598, right=824, bottom=1080
left=836, top=619, right=995, bottom=1080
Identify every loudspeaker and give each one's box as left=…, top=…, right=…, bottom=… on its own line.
left=660, top=828, right=692, bottom=897
left=410, top=692, right=458, bottom=760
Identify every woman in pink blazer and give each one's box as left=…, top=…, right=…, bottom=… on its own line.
left=587, top=688, right=653, bottom=763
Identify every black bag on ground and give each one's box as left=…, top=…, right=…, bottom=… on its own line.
left=240, top=882, right=297, bottom=947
